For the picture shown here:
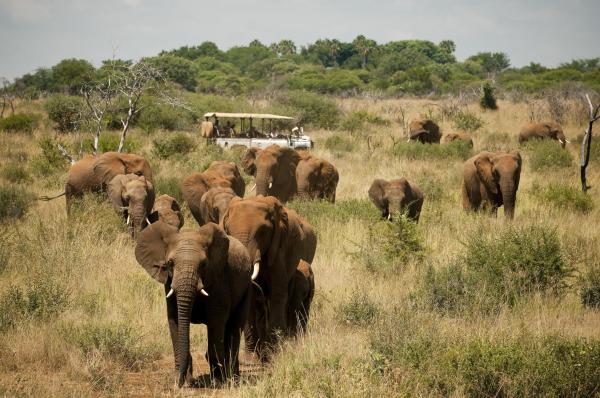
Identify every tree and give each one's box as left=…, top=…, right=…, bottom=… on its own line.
left=0, top=78, right=15, bottom=118
left=144, top=55, right=197, bottom=91
left=51, top=58, right=95, bottom=94
left=467, top=52, right=510, bottom=78
left=439, top=40, right=456, bottom=55
left=272, top=39, right=297, bottom=57
left=352, top=35, right=377, bottom=69
left=480, top=82, right=498, bottom=110
left=580, top=94, right=600, bottom=192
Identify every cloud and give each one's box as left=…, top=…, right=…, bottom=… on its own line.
left=123, top=0, right=144, bottom=7
left=0, top=0, right=52, bottom=23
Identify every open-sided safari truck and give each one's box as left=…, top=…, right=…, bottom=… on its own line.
left=201, top=112, right=313, bottom=150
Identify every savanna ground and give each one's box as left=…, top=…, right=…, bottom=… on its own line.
left=1, top=96, right=600, bottom=397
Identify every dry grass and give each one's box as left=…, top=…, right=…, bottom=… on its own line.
left=1, top=97, right=599, bottom=397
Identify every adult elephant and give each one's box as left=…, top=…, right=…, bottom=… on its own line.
left=518, top=122, right=568, bottom=148
left=181, top=161, right=245, bottom=226
left=408, top=119, right=441, bottom=143
left=368, top=178, right=424, bottom=222
left=200, top=187, right=237, bottom=225
left=462, top=151, right=522, bottom=219
left=148, top=194, right=184, bottom=229
left=242, top=145, right=301, bottom=203
left=443, top=131, right=473, bottom=147
left=296, top=154, right=339, bottom=203
left=135, top=221, right=252, bottom=386
left=107, top=174, right=155, bottom=238
left=223, top=195, right=317, bottom=359
left=286, top=260, right=314, bottom=338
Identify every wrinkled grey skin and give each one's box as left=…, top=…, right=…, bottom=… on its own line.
left=135, top=221, right=252, bottom=386
left=368, top=178, right=424, bottom=222
left=148, top=194, right=184, bottom=229
left=107, top=173, right=155, bottom=238
left=286, top=260, right=314, bottom=338
left=462, top=151, right=522, bottom=219
left=295, top=154, right=339, bottom=203
left=519, top=122, right=567, bottom=148
left=200, top=187, right=237, bottom=226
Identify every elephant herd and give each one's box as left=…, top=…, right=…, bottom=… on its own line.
left=42, top=116, right=568, bottom=386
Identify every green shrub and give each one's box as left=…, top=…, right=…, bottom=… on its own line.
left=525, top=140, right=572, bottom=171
left=452, top=110, right=484, bottom=132
left=419, top=225, right=570, bottom=314
left=390, top=140, right=472, bottom=160
left=0, top=113, right=38, bottom=134
left=416, top=175, right=446, bottom=202
left=154, top=176, right=183, bottom=204
left=274, top=91, right=341, bottom=129
left=324, top=134, right=355, bottom=156
left=30, top=137, right=69, bottom=177
left=80, top=132, right=141, bottom=154
left=136, top=101, right=195, bottom=133
left=349, top=215, right=425, bottom=273
left=67, top=321, right=160, bottom=370
left=580, top=264, right=600, bottom=309
left=44, top=95, right=83, bottom=132
left=532, top=183, right=594, bottom=213
left=340, top=110, right=390, bottom=133
left=480, top=82, right=498, bottom=110
left=0, top=185, right=35, bottom=221
left=152, top=133, right=196, bottom=159
left=1, top=163, right=31, bottom=183
left=337, top=293, right=380, bottom=326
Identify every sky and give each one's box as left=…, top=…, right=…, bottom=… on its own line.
left=1, top=0, right=599, bottom=80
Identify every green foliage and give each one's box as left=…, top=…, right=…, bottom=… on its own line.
left=67, top=321, right=160, bottom=370
left=324, top=134, right=355, bottom=156
left=390, top=141, right=472, bottom=160
left=337, top=293, right=380, bottom=326
left=340, top=110, right=389, bottom=133
left=137, top=101, right=195, bottom=133
left=44, top=95, right=83, bottom=132
left=30, top=137, right=68, bottom=177
left=80, top=132, right=141, bottom=154
left=154, top=176, right=183, bottom=204
left=525, top=140, right=572, bottom=171
left=0, top=113, right=38, bottom=134
left=580, top=263, right=600, bottom=309
left=452, top=110, right=483, bottom=132
left=144, top=55, right=197, bottom=91
left=152, top=133, right=196, bottom=159
left=532, top=183, right=593, bottom=213
left=274, top=91, right=341, bottom=129
left=419, top=225, right=570, bottom=314
left=479, top=82, right=498, bottom=110
left=349, top=215, right=425, bottom=273
left=1, top=163, right=31, bottom=183
left=371, top=312, right=600, bottom=397
left=51, top=58, right=95, bottom=94
left=0, top=185, right=35, bottom=221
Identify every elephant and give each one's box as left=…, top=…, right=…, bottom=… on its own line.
left=242, top=145, right=301, bottom=203
left=443, top=131, right=473, bottom=147
left=222, top=195, right=317, bottom=359
left=200, top=187, right=237, bottom=225
left=135, top=221, right=253, bottom=386
left=408, top=119, right=441, bottom=143
left=296, top=153, right=339, bottom=203
left=148, top=194, right=184, bottom=229
left=518, top=122, right=568, bottom=148
left=108, top=174, right=155, bottom=238
left=286, top=259, right=314, bottom=338
left=462, top=151, right=522, bottom=219
left=368, top=178, right=424, bottom=222
left=181, top=161, right=245, bottom=226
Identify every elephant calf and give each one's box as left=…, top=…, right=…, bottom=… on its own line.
left=368, top=178, right=424, bottom=222
left=296, top=153, right=339, bottom=203
left=408, top=119, right=441, bottom=144
left=200, top=187, right=237, bottom=226
left=462, top=151, right=522, bottom=219
left=519, top=122, right=568, bottom=148
left=286, top=259, right=314, bottom=338
left=443, top=131, right=473, bottom=147
left=148, top=194, right=184, bottom=229
left=108, top=173, right=155, bottom=238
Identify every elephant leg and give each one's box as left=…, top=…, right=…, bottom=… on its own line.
left=269, top=283, right=289, bottom=345
left=206, top=322, right=226, bottom=382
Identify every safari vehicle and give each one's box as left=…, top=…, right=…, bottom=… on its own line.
left=201, top=112, right=313, bottom=150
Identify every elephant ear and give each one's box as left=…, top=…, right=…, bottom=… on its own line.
left=242, top=148, right=261, bottom=176
left=475, top=154, right=498, bottom=195
left=141, top=176, right=155, bottom=213
left=135, top=220, right=178, bottom=284
left=199, top=223, right=230, bottom=272
left=368, top=179, right=389, bottom=210
left=221, top=196, right=242, bottom=228
left=107, top=174, right=131, bottom=212
left=94, top=152, right=127, bottom=186
left=266, top=197, right=289, bottom=269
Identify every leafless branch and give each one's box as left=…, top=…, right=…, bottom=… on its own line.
left=580, top=93, right=600, bottom=192
left=57, top=144, right=75, bottom=165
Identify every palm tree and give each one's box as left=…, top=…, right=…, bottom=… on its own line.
left=352, top=35, right=377, bottom=69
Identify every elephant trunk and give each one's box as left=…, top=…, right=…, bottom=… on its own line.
left=500, top=180, right=517, bottom=220
left=255, top=169, right=270, bottom=197
left=296, top=180, right=310, bottom=200
left=174, top=266, right=200, bottom=387
left=129, top=204, right=147, bottom=238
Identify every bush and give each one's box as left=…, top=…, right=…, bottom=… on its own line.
left=136, top=101, right=195, bottom=133
left=480, top=82, right=498, bottom=110
left=580, top=264, right=600, bottom=309
left=349, top=215, right=425, bottom=273
left=336, top=293, right=380, bottom=327
left=152, top=133, right=196, bottom=159
left=44, top=95, right=83, bottom=132
left=339, top=110, right=390, bottom=134
left=274, top=91, right=341, bottom=129
left=0, top=185, right=35, bottom=221
left=0, top=113, right=37, bottom=134
left=525, top=140, right=572, bottom=171
left=452, top=110, right=484, bottom=132
left=324, top=134, right=355, bottom=157
left=30, top=138, right=68, bottom=177
left=532, top=183, right=594, bottom=213
left=390, top=140, right=472, bottom=161
left=1, top=163, right=31, bottom=183
left=80, top=132, right=141, bottom=154
left=153, top=175, right=183, bottom=204
left=419, top=225, right=571, bottom=314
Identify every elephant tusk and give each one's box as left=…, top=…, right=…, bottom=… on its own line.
left=250, top=183, right=256, bottom=192
left=145, top=217, right=151, bottom=225
left=251, top=262, right=260, bottom=281
left=126, top=214, right=131, bottom=226
left=200, top=288, right=209, bottom=297
left=166, top=288, right=175, bottom=298
left=565, top=139, right=571, bottom=143
left=407, top=137, right=411, bottom=142
left=558, top=138, right=564, bottom=144
left=268, top=182, right=273, bottom=189
left=387, top=213, right=392, bottom=220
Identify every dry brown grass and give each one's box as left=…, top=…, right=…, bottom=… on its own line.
left=1, top=97, right=599, bottom=397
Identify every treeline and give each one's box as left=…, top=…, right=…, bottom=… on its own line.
left=6, top=36, right=600, bottom=97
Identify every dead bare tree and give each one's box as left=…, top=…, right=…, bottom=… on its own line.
left=1, top=78, right=15, bottom=118
left=580, top=94, right=600, bottom=192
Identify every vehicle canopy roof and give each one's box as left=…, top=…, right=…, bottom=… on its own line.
left=203, top=112, right=295, bottom=121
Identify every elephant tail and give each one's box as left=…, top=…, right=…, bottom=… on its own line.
left=38, top=192, right=66, bottom=201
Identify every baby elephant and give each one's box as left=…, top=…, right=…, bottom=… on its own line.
left=200, top=187, right=237, bottom=225
left=286, top=260, right=315, bottom=338
left=108, top=173, right=155, bottom=238
left=368, top=178, right=424, bottom=222
left=148, top=194, right=184, bottom=229
left=443, top=131, right=473, bottom=147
